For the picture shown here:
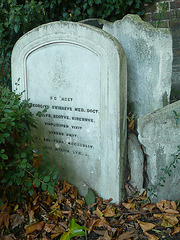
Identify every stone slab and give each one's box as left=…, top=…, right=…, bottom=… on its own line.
left=138, top=101, right=180, bottom=202
left=81, top=15, right=173, bottom=118
left=128, top=133, right=144, bottom=191
left=11, top=21, right=127, bottom=203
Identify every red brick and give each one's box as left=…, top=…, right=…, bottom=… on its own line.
left=144, top=3, right=156, bottom=13
left=169, top=19, right=180, bottom=28
left=158, top=20, right=169, bottom=28
left=142, top=13, right=152, bottom=22
left=153, top=10, right=175, bottom=20
left=176, top=9, right=180, bottom=18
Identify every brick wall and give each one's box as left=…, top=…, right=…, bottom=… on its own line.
left=142, top=0, right=180, bottom=101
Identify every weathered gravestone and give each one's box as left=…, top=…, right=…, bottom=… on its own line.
left=138, top=101, right=180, bottom=202
left=81, top=15, right=173, bottom=118
left=11, top=21, right=127, bottom=203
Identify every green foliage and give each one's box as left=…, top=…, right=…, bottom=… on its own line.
left=153, top=1, right=168, bottom=28
left=173, top=110, right=180, bottom=126
left=148, top=145, right=180, bottom=199
left=60, top=218, right=88, bottom=240
left=0, top=84, right=58, bottom=203
left=0, top=0, right=153, bottom=87
left=85, top=188, right=96, bottom=206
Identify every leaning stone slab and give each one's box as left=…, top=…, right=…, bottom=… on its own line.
left=128, top=133, right=144, bottom=192
left=138, top=100, right=180, bottom=202
left=11, top=21, right=127, bottom=203
left=81, top=15, right=173, bottom=118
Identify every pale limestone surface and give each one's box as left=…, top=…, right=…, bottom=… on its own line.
left=11, top=21, right=127, bottom=203
left=128, top=133, right=144, bottom=191
left=81, top=15, right=173, bottom=118
left=138, top=101, right=180, bottom=202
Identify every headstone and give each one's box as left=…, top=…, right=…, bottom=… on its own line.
left=81, top=15, right=173, bottom=118
left=128, top=133, right=144, bottom=191
left=11, top=21, right=127, bottom=203
left=138, top=100, right=180, bottom=202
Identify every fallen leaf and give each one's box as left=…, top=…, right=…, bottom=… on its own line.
left=93, top=229, right=106, bottom=235
left=122, top=202, right=135, bottom=210
left=87, top=217, right=110, bottom=233
left=50, top=233, right=61, bottom=239
left=144, top=232, right=159, bottom=240
left=44, top=223, right=55, bottom=232
left=33, top=196, right=39, bottom=206
left=76, top=198, right=85, bottom=207
left=126, top=214, right=141, bottom=221
left=137, top=220, right=155, bottom=232
left=118, top=230, right=136, bottom=240
left=94, top=207, right=103, bottom=217
left=99, top=230, right=112, bottom=240
left=153, top=213, right=178, bottom=228
left=102, top=205, right=116, bottom=217
left=1, top=234, right=15, bottom=240
left=0, top=211, right=9, bottom=229
left=143, top=204, right=157, bottom=213
left=124, top=183, right=137, bottom=197
left=10, top=214, right=24, bottom=229
left=28, top=209, right=35, bottom=224
left=170, top=201, right=177, bottom=211
left=25, top=221, right=44, bottom=235
left=172, top=224, right=180, bottom=235
left=128, top=119, right=135, bottom=131
left=52, top=224, right=65, bottom=234
left=103, top=198, right=113, bottom=203
left=164, top=208, right=179, bottom=215
left=59, top=221, right=68, bottom=229
left=156, top=199, right=177, bottom=213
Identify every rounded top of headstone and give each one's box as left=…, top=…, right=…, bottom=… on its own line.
left=12, top=20, right=125, bottom=58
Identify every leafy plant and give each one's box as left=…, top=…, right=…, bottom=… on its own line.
left=85, top=188, right=96, bottom=206
left=173, top=110, right=180, bottom=126
left=60, top=218, right=88, bottom=240
left=153, top=1, right=168, bottom=28
left=146, top=110, right=180, bottom=199
left=0, top=0, right=153, bottom=87
left=148, top=148, right=180, bottom=199
left=0, top=84, right=58, bottom=203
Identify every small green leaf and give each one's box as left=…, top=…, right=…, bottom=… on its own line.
left=21, top=152, right=27, bottom=158
left=41, top=182, right=47, bottom=191
left=43, top=175, right=50, bottom=183
left=85, top=188, right=95, bottom=206
left=1, top=154, right=8, bottom=160
left=48, top=184, right=54, bottom=195
left=60, top=219, right=88, bottom=240
left=29, top=189, right=33, bottom=196
left=33, top=179, right=40, bottom=187
left=22, top=158, right=27, bottom=164
left=3, top=133, right=10, bottom=138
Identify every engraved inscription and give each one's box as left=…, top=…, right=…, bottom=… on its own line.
left=32, top=95, right=99, bottom=158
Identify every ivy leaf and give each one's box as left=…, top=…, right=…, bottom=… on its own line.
left=33, top=179, right=40, bottom=187
left=28, top=189, right=34, bottom=196
left=43, top=176, right=50, bottom=183
left=87, top=7, right=94, bottom=16
left=21, top=152, right=27, bottom=158
left=1, top=154, right=8, bottom=160
left=60, top=219, right=88, bottom=240
left=41, top=182, right=47, bottom=191
left=48, top=184, right=54, bottom=195
left=85, top=188, right=95, bottom=206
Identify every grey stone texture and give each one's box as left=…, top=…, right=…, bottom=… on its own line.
left=11, top=21, right=127, bottom=203
left=142, top=0, right=180, bottom=101
left=103, top=15, right=173, bottom=117
left=81, top=15, right=173, bottom=118
left=138, top=100, right=180, bottom=202
left=128, top=133, right=144, bottom=192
